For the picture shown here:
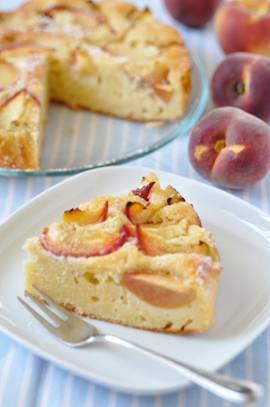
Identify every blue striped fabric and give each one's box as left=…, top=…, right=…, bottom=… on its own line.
left=0, top=1, right=269, bottom=406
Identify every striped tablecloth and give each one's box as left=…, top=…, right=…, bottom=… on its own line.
left=0, top=1, right=269, bottom=406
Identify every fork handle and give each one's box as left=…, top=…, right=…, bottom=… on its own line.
left=98, top=334, right=262, bottom=404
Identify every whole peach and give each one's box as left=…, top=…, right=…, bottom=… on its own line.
left=189, top=107, right=270, bottom=189
left=211, top=53, right=270, bottom=122
left=164, top=0, right=220, bottom=28
left=215, top=0, right=270, bottom=55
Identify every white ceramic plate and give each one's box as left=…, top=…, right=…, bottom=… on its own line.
left=0, top=166, right=270, bottom=395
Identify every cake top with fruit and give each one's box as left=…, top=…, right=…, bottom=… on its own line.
left=35, top=172, right=221, bottom=284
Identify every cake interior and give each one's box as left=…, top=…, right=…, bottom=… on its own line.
left=24, top=245, right=218, bottom=333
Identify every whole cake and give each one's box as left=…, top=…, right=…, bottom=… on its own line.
left=24, top=173, right=222, bottom=334
left=0, top=0, right=192, bottom=169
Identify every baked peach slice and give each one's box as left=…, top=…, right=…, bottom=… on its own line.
left=122, top=271, right=196, bottom=308
left=43, top=5, right=105, bottom=28
left=24, top=33, right=69, bottom=53
left=63, top=201, right=108, bottom=224
left=125, top=182, right=157, bottom=223
left=0, top=60, right=18, bottom=91
left=136, top=225, right=165, bottom=256
left=152, top=83, right=174, bottom=103
left=0, top=42, right=47, bottom=55
left=40, top=224, right=131, bottom=258
left=132, top=181, right=155, bottom=201
left=70, top=47, right=97, bottom=76
left=143, top=64, right=174, bottom=103
left=124, top=201, right=151, bottom=224
left=0, top=89, right=40, bottom=128
left=0, top=90, right=25, bottom=125
left=165, top=185, right=185, bottom=205
left=44, top=5, right=87, bottom=16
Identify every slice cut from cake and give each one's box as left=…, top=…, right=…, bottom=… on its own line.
left=0, top=44, right=49, bottom=169
left=24, top=173, right=222, bottom=334
left=0, top=0, right=191, bottom=122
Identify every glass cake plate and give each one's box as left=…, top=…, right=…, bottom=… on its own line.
left=0, top=57, right=208, bottom=177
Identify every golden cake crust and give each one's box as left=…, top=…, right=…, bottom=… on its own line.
left=63, top=305, right=200, bottom=335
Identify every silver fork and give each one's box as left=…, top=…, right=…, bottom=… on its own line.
left=18, top=286, right=262, bottom=404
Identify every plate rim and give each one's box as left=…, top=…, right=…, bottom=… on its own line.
left=0, top=165, right=270, bottom=395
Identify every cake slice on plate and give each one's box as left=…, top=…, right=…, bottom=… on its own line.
left=0, top=44, right=49, bottom=169
left=24, top=173, right=222, bottom=333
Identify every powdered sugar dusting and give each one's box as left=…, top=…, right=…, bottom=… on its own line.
left=196, top=256, right=214, bottom=285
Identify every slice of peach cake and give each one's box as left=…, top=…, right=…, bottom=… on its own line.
left=24, top=173, right=222, bottom=333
